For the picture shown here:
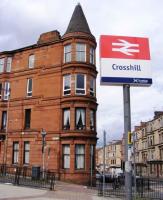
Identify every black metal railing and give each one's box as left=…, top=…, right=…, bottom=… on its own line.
left=0, top=164, right=55, bottom=190
left=97, top=176, right=163, bottom=199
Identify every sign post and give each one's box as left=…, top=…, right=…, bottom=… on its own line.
left=100, top=35, right=151, bottom=200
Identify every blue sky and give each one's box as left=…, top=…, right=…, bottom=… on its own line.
left=1, top=0, right=163, bottom=146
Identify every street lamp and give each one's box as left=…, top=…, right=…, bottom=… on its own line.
left=41, top=128, right=46, bottom=178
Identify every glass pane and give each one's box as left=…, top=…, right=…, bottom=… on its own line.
left=64, top=75, right=70, bottom=90
left=4, top=82, right=10, bottom=100
left=63, top=145, right=70, bottom=154
left=6, top=57, right=12, bottom=72
left=75, top=144, right=84, bottom=154
left=76, top=44, right=85, bottom=51
left=76, top=74, right=84, bottom=89
left=29, top=55, right=35, bottom=68
left=63, top=109, right=70, bottom=129
left=0, top=58, right=4, bottom=72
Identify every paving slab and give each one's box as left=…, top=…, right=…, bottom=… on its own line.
left=0, top=182, right=122, bottom=200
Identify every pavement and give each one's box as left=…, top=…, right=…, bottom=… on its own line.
left=0, top=181, right=123, bottom=200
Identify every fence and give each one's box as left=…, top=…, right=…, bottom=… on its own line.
left=0, top=164, right=55, bottom=190
left=97, top=176, right=163, bottom=199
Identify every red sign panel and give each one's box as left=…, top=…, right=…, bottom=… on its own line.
left=100, top=35, right=150, bottom=60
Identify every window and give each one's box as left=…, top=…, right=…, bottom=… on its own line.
left=6, top=57, right=12, bottom=72
left=63, top=75, right=71, bottom=95
left=1, top=111, right=7, bottom=130
left=0, top=83, right=2, bottom=99
left=0, top=58, right=4, bottom=73
left=75, top=108, right=86, bottom=130
left=90, top=110, right=95, bottom=130
left=13, top=142, right=19, bottom=164
left=27, top=78, right=32, bottom=97
left=63, top=109, right=70, bottom=130
left=24, top=109, right=31, bottom=129
left=3, top=82, right=10, bottom=100
left=75, top=144, right=85, bottom=169
left=75, top=74, right=86, bottom=95
left=90, top=78, right=95, bottom=96
left=28, top=55, right=35, bottom=68
left=76, top=43, right=86, bottom=62
left=62, top=144, right=70, bottom=169
left=90, top=47, right=95, bottom=64
left=64, top=44, right=71, bottom=63
left=24, top=142, right=30, bottom=164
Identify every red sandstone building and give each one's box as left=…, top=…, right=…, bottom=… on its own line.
left=0, top=4, right=97, bottom=184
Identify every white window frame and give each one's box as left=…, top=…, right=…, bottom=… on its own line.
left=63, top=75, right=71, bottom=96
left=0, top=58, right=5, bottom=73
left=28, top=55, right=35, bottom=68
left=76, top=43, right=86, bottom=62
left=4, top=81, right=10, bottom=100
left=6, top=57, right=12, bottom=72
left=64, top=44, right=71, bottom=63
left=90, top=47, right=95, bottom=64
left=90, top=78, right=95, bottom=96
left=27, top=78, right=32, bottom=97
left=75, top=74, right=86, bottom=95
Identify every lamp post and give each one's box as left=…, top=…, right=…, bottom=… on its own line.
left=41, top=128, right=46, bottom=179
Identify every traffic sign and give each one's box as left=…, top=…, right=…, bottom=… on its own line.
left=100, top=35, right=152, bottom=86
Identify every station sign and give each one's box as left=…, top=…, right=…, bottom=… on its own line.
left=100, top=35, right=152, bottom=86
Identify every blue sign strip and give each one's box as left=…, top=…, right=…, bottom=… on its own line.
left=101, top=77, right=152, bottom=85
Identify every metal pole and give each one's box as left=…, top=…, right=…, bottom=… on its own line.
left=123, top=85, right=132, bottom=200
left=103, top=130, right=106, bottom=197
left=133, top=132, right=137, bottom=195
left=42, top=137, right=45, bottom=179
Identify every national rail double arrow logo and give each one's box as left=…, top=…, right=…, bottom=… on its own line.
left=112, top=39, right=139, bottom=56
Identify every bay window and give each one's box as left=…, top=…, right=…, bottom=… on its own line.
left=64, top=44, right=71, bottom=63
left=75, top=108, right=86, bottom=130
left=76, top=43, right=86, bottom=62
left=62, top=144, right=70, bottom=169
left=75, top=144, right=85, bottom=169
left=63, top=75, right=71, bottom=95
left=75, top=74, right=86, bottom=95
left=63, top=108, right=70, bottom=130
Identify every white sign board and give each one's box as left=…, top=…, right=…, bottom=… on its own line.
left=100, top=35, right=152, bottom=86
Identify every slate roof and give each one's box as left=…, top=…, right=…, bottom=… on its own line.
left=65, top=3, right=92, bottom=35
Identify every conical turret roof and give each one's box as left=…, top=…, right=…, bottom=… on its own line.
left=65, top=3, right=92, bottom=35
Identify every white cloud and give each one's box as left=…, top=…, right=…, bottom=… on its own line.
left=0, top=0, right=163, bottom=146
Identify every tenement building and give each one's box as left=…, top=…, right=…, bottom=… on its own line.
left=96, top=140, right=123, bottom=175
left=0, top=4, right=97, bottom=184
left=132, top=112, right=163, bottom=178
